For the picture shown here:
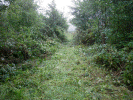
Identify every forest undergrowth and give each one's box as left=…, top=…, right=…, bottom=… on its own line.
left=0, top=33, right=132, bottom=100
left=1, top=0, right=132, bottom=99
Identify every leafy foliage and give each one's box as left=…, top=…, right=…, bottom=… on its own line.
left=71, top=0, right=133, bottom=88
left=0, top=0, right=68, bottom=82
left=45, top=0, right=68, bottom=40
left=82, top=44, right=133, bottom=88
left=71, top=0, right=133, bottom=48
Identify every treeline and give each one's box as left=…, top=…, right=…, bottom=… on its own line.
left=71, top=0, right=133, bottom=88
left=0, top=0, right=68, bottom=81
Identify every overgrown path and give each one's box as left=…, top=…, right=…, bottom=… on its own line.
left=36, top=42, right=132, bottom=100
left=1, top=35, right=132, bottom=100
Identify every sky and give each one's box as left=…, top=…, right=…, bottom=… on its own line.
left=34, top=0, right=76, bottom=31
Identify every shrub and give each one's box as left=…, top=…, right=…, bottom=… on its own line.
left=86, top=44, right=133, bottom=87
left=74, top=29, right=95, bottom=45
left=0, top=64, right=16, bottom=82
left=0, top=45, right=29, bottom=64
left=54, top=27, right=67, bottom=42
left=122, top=51, right=133, bottom=87
left=93, top=50, right=126, bottom=71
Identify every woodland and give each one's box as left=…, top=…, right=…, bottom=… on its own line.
left=0, top=0, right=133, bottom=99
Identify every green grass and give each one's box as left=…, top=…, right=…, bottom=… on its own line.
left=0, top=34, right=133, bottom=100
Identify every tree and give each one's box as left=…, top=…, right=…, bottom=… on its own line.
left=5, top=0, right=38, bottom=31
left=71, top=0, right=133, bottom=47
left=45, top=0, right=68, bottom=40
left=108, top=0, right=133, bottom=48
left=46, top=0, right=68, bottom=30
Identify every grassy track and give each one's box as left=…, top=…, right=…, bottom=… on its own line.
left=0, top=33, right=132, bottom=100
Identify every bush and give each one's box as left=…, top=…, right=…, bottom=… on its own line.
left=0, top=45, right=29, bottom=64
left=84, top=44, right=133, bottom=87
left=92, top=45, right=125, bottom=71
left=74, top=29, right=95, bottom=45
left=0, top=64, right=16, bottom=82
left=123, top=51, right=133, bottom=87
left=0, top=59, right=40, bottom=82
left=86, top=44, right=133, bottom=87
left=94, top=50, right=126, bottom=71
left=54, top=27, right=68, bottom=42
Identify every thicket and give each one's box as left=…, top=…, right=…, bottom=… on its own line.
left=0, top=0, right=68, bottom=82
left=71, top=0, right=133, bottom=88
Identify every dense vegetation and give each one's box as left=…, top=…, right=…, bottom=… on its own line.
left=0, top=0, right=68, bottom=81
left=0, top=0, right=132, bottom=99
left=71, top=0, right=133, bottom=88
